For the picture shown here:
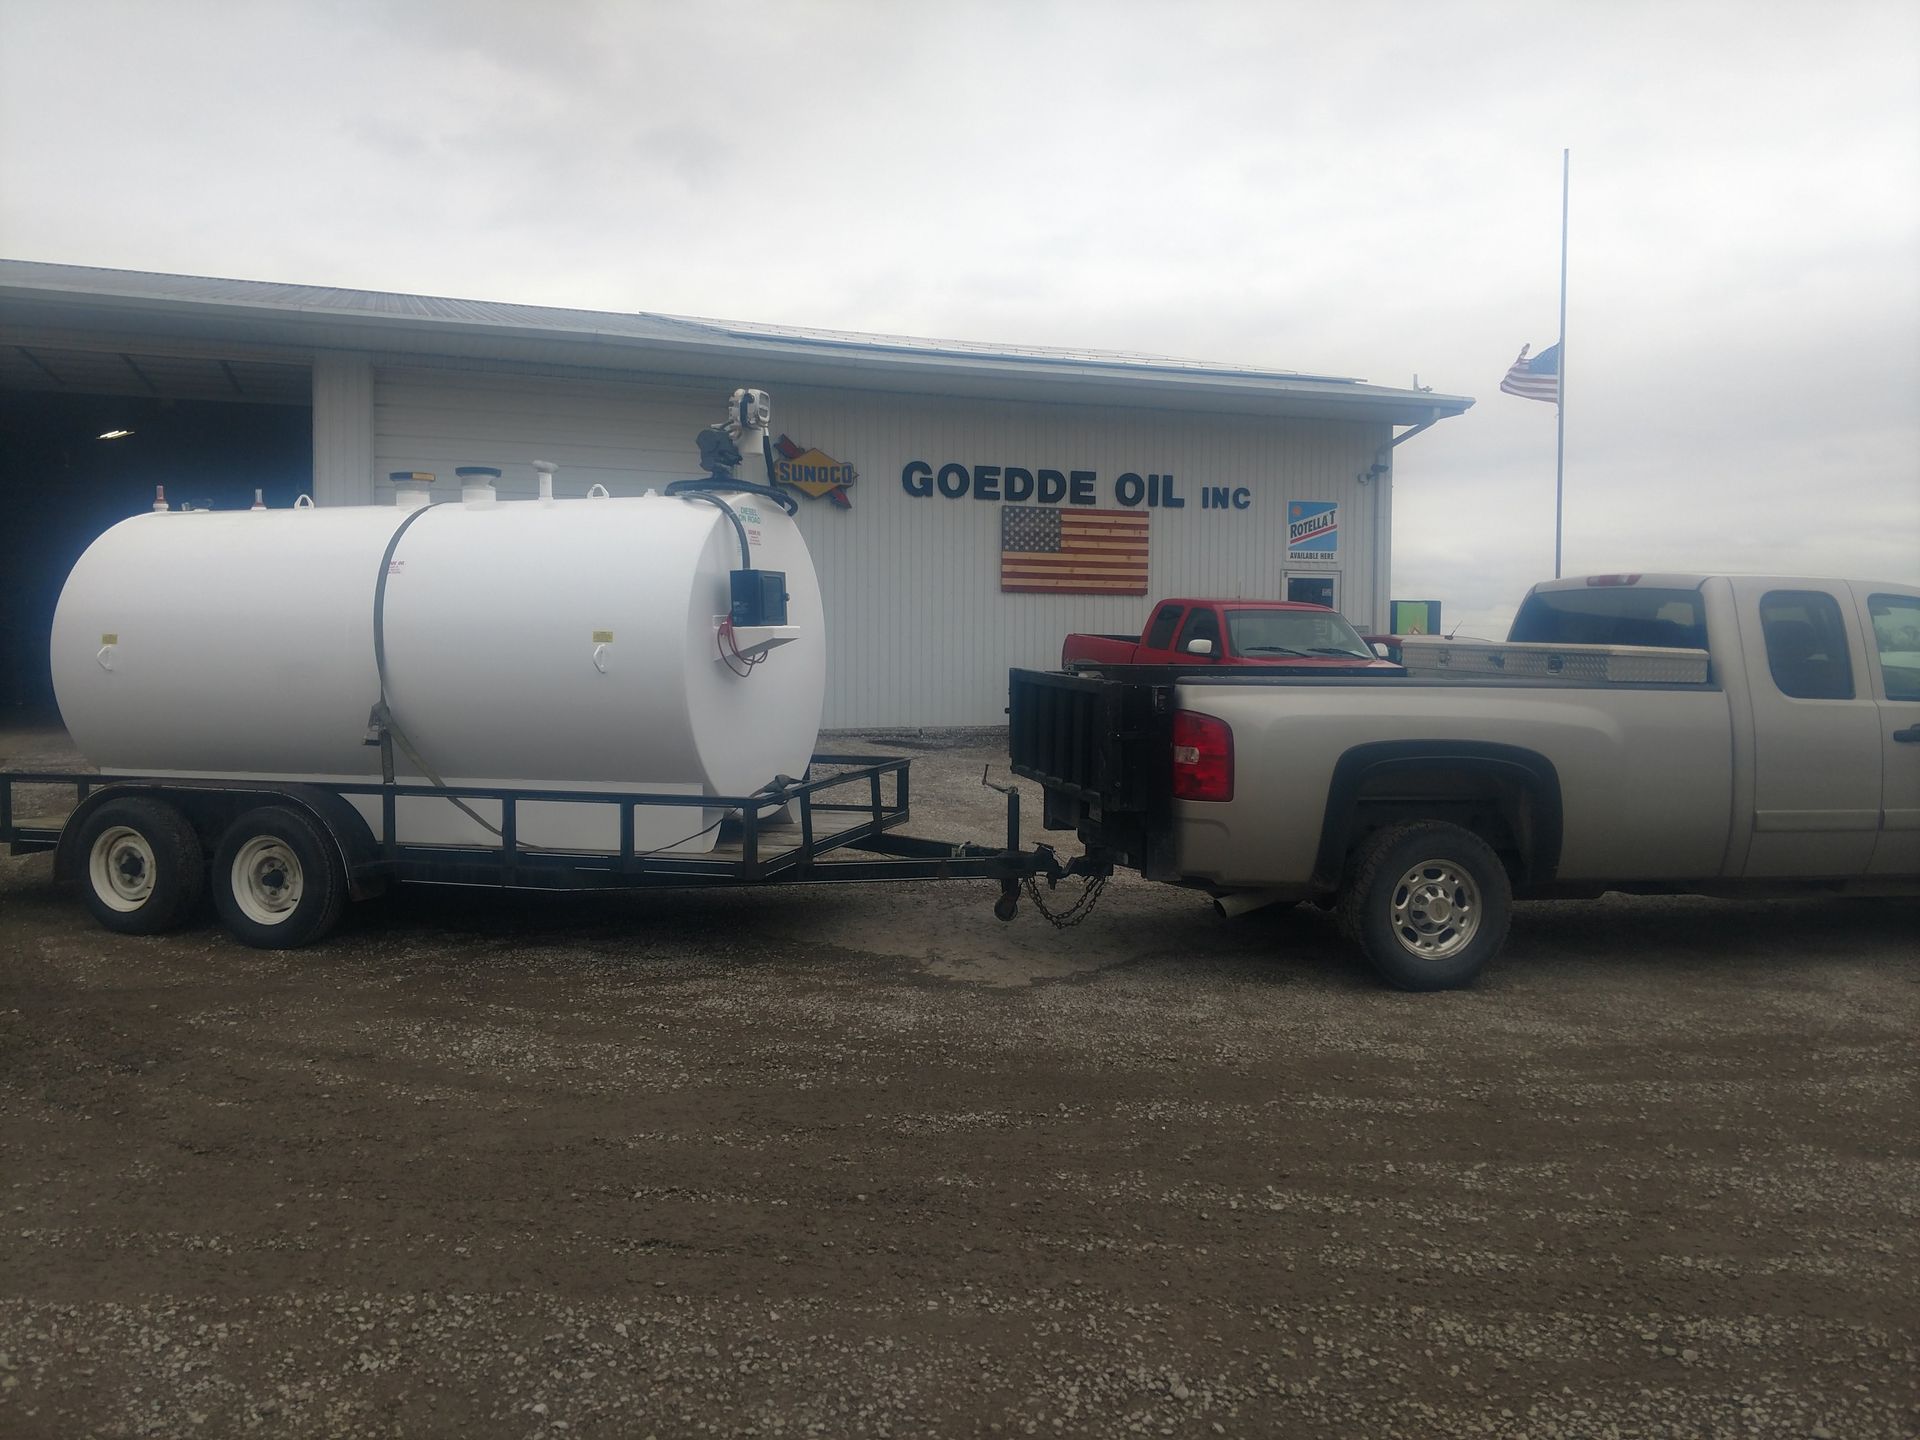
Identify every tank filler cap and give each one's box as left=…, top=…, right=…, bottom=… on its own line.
left=457, top=465, right=501, bottom=508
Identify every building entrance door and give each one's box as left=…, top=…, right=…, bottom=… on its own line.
left=1284, top=571, right=1340, bottom=611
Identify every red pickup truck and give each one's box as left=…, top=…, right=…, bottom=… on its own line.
left=1061, top=598, right=1401, bottom=672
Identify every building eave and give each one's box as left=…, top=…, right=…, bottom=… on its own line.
left=0, top=259, right=1474, bottom=426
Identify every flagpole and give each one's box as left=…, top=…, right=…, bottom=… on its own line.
left=1554, top=148, right=1569, bottom=579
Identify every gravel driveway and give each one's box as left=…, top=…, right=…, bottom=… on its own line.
left=2, top=729, right=1916, bottom=1438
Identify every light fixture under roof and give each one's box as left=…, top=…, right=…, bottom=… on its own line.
left=97, top=429, right=134, bottom=440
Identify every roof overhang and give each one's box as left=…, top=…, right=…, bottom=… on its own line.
left=1, top=260, right=1474, bottom=427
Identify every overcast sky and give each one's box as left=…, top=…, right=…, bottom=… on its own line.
left=4, top=0, right=1916, bottom=635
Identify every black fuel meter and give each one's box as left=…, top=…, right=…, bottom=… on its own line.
left=730, top=569, right=788, bottom=627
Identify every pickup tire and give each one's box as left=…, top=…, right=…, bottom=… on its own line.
left=75, top=796, right=205, bottom=935
left=1338, top=821, right=1512, bottom=990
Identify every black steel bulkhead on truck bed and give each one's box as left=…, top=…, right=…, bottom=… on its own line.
left=1008, top=668, right=1175, bottom=875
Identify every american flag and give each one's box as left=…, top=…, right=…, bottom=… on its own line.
left=1500, top=342, right=1560, bottom=404
left=1001, top=505, right=1149, bottom=594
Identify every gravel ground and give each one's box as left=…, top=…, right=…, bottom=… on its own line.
left=2, top=727, right=1917, bottom=1439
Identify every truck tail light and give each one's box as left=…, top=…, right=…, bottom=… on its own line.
left=1171, top=710, right=1234, bottom=801
left=1585, top=574, right=1643, bottom=586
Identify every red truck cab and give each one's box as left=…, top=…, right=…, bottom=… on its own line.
left=1062, top=598, right=1401, bottom=672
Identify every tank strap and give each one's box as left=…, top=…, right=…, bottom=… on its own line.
left=372, top=501, right=440, bottom=699
left=365, top=504, right=512, bottom=844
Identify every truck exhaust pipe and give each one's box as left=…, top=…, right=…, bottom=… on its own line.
left=1213, top=888, right=1294, bottom=920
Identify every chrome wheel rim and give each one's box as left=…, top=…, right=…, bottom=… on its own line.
left=89, top=825, right=155, bottom=912
left=231, top=836, right=303, bottom=925
left=1388, top=858, right=1481, bottom=961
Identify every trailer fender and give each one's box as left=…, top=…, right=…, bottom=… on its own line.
left=270, top=785, right=384, bottom=899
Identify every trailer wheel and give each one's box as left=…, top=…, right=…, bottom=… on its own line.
left=76, top=797, right=205, bottom=935
left=1338, top=821, right=1511, bottom=991
left=212, top=806, right=346, bottom=949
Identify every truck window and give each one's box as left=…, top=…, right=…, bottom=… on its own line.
left=1759, top=590, right=1854, bottom=700
left=1507, top=587, right=1706, bottom=647
left=1868, top=593, right=1920, bottom=701
left=1144, top=605, right=1183, bottom=651
left=1176, top=606, right=1220, bottom=655
left=1226, top=608, right=1372, bottom=658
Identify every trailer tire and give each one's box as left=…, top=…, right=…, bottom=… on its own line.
left=212, top=806, right=346, bottom=949
left=76, top=797, right=205, bottom=935
left=1338, top=820, right=1511, bottom=991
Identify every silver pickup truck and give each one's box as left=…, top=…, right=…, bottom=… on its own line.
left=1009, top=574, right=1920, bottom=989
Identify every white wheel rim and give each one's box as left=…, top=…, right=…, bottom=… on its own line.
left=231, top=836, right=304, bottom=925
left=89, top=825, right=156, bottom=912
left=1388, top=858, right=1482, bottom=961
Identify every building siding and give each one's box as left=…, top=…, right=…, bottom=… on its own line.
left=310, top=352, right=373, bottom=509
left=369, top=365, right=1387, bottom=727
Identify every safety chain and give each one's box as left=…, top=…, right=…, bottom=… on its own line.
left=1022, top=873, right=1109, bottom=929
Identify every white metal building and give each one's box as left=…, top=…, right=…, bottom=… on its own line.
left=1, top=260, right=1471, bottom=726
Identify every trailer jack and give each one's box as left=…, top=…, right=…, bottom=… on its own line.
left=976, top=767, right=1113, bottom=924
left=994, top=878, right=1022, bottom=923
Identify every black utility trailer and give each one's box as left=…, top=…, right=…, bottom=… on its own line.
left=2, top=754, right=1104, bottom=948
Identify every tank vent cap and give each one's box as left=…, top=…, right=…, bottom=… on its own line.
left=391, top=471, right=435, bottom=509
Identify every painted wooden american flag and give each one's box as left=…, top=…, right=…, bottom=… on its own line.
left=1000, top=505, right=1150, bottom=594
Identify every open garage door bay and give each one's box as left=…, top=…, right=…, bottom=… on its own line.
left=0, top=342, right=311, bottom=720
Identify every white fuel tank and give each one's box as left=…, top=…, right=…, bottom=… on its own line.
left=50, top=487, right=826, bottom=853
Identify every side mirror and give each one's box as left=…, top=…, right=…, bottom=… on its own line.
left=1185, top=638, right=1215, bottom=656
left=1371, top=641, right=1392, bottom=658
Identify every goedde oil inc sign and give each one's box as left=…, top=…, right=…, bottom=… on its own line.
left=900, top=461, right=1252, bottom=511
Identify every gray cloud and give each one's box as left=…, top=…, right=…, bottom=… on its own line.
left=2, top=0, right=1914, bottom=626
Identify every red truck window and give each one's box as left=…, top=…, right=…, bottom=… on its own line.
left=1144, top=605, right=1183, bottom=651
left=1175, top=607, right=1220, bottom=655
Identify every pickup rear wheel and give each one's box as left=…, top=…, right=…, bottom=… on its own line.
left=1338, top=821, right=1512, bottom=990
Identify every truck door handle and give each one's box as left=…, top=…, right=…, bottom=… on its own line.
left=1895, top=725, right=1920, bottom=743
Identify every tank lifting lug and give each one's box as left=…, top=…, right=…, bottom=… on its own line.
left=993, top=877, right=1020, bottom=923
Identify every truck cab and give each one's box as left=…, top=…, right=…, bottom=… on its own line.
left=1507, top=574, right=1920, bottom=878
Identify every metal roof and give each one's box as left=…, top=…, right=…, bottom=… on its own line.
left=665, top=313, right=1362, bottom=384
left=0, top=259, right=1473, bottom=424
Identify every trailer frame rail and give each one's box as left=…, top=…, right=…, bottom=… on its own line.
left=2, top=754, right=1081, bottom=893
